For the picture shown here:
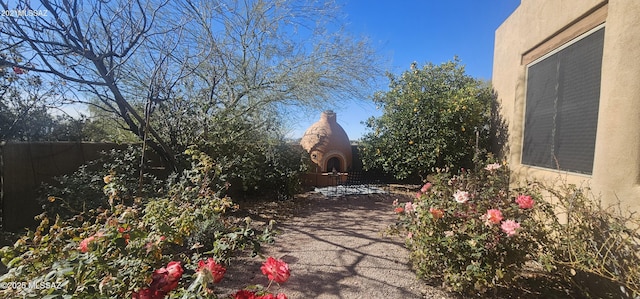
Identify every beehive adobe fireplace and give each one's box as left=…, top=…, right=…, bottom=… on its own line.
left=300, top=110, right=352, bottom=186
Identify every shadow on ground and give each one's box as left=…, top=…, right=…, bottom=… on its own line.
left=217, top=193, right=454, bottom=299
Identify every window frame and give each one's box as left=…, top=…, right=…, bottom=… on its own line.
left=521, top=23, right=605, bottom=175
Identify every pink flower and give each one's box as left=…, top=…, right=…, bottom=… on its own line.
left=484, top=209, right=503, bottom=225
left=501, top=220, right=521, bottom=237
left=198, top=258, right=226, bottom=283
left=406, top=232, right=413, bottom=239
left=261, top=257, right=290, bottom=284
left=515, top=195, right=535, bottom=209
left=78, top=236, right=95, bottom=253
left=453, top=190, right=470, bottom=203
left=484, top=163, right=501, bottom=171
left=429, top=207, right=444, bottom=220
left=404, top=202, right=415, bottom=213
left=78, top=232, right=104, bottom=252
left=420, top=183, right=432, bottom=193
left=276, top=294, right=288, bottom=299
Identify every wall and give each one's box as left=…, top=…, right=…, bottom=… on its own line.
left=0, top=142, right=130, bottom=231
left=493, top=0, right=640, bottom=213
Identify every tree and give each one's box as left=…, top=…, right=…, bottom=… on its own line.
left=0, top=0, right=181, bottom=168
left=359, top=59, right=494, bottom=182
left=0, top=46, right=83, bottom=141
left=0, top=0, right=383, bottom=170
left=144, top=0, right=382, bottom=152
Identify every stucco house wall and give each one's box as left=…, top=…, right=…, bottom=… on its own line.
left=493, top=0, right=640, bottom=213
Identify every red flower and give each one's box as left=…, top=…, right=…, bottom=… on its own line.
left=260, top=257, right=290, bottom=284
left=256, top=294, right=275, bottom=299
left=233, top=290, right=257, bottom=299
left=118, top=227, right=131, bottom=244
left=394, top=207, right=404, bottom=214
left=166, top=261, right=183, bottom=282
left=197, top=258, right=226, bottom=283
left=429, top=207, right=444, bottom=220
left=515, top=195, right=535, bottom=209
left=131, top=288, right=166, bottom=299
left=276, top=294, right=288, bottom=299
left=12, top=66, right=25, bottom=74
left=150, top=261, right=183, bottom=293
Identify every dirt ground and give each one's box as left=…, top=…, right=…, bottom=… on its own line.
left=218, top=191, right=457, bottom=299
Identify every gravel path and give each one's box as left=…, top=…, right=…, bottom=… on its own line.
left=219, top=192, right=455, bottom=299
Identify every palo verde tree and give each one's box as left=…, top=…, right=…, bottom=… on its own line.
left=359, top=58, right=494, bottom=182
left=0, top=0, right=182, bottom=169
left=0, top=0, right=382, bottom=171
left=146, top=0, right=382, bottom=151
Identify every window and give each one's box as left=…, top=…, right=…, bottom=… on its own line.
left=522, top=26, right=605, bottom=174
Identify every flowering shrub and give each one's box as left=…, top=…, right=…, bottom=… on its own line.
left=392, top=161, right=555, bottom=294
left=0, top=149, right=274, bottom=298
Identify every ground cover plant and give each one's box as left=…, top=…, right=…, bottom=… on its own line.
left=0, top=148, right=279, bottom=298
left=392, top=159, right=640, bottom=297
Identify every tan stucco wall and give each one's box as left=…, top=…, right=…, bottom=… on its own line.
left=493, top=0, right=640, bottom=213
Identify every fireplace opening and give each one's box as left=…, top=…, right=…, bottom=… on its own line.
left=326, top=157, right=342, bottom=172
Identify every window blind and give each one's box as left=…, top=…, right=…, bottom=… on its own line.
left=522, top=27, right=604, bottom=174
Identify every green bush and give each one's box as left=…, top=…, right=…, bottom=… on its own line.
left=359, top=58, right=494, bottom=182
left=194, top=115, right=307, bottom=200
left=39, top=146, right=163, bottom=219
left=0, top=149, right=274, bottom=298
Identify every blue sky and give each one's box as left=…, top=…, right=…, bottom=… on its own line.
left=288, top=0, right=521, bottom=140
